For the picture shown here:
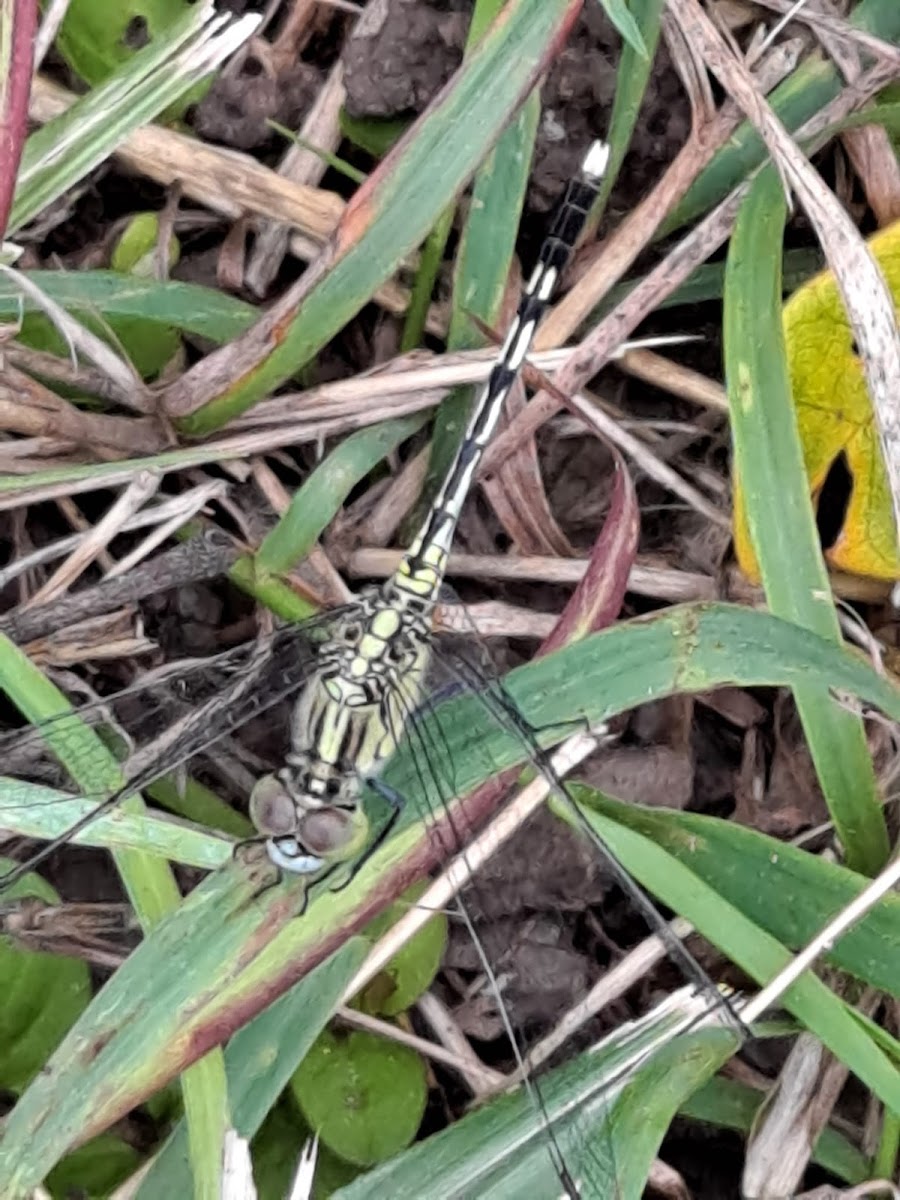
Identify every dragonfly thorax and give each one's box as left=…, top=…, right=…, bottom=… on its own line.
left=323, top=584, right=433, bottom=699
left=250, top=586, right=433, bottom=878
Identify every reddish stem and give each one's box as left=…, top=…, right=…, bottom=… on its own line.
left=0, top=0, right=38, bottom=238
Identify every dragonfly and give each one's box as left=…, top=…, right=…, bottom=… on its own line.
left=0, top=140, right=612, bottom=891
left=246, top=142, right=613, bottom=887
left=0, top=141, right=742, bottom=1197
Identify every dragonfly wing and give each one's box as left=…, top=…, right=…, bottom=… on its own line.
left=0, top=613, right=352, bottom=884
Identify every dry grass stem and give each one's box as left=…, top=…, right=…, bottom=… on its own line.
left=414, top=990, right=506, bottom=1096
left=337, top=1002, right=504, bottom=1091
left=24, top=471, right=161, bottom=607
left=617, top=349, right=729, bottom=412
left=28, top=75, right=341, bottom=243
left=482, top=52, right=898, bottom=479
left=669, top=0, right=900, bottom=551
left=245, top=60, right=347, bottom=296
left=562, top=385, right=729, bottom=527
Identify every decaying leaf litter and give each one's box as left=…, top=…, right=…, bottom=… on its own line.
left=2, top=1, right=900, bottom=1197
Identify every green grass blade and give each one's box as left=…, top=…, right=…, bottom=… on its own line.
left=0, top=270, right=257, bottom=341
left=335, top=1005, right=737, bottom=1200
left=598, top=0, right=649, bottom=59
left=0, top=778, right=233, bottom=866
left=135, top=939, right=370, bottom=1198
left=681, top=1076, right=869, bottom=1184
left=583, top=799, right=900, bottom=1001
left=181, top=1050, right=229, bottom=1200
left=1, top=861, right=294, bottom=1193
left=662, top=0, right=900, bottom=235
left=724, top=167, right=887, bottom=875
left=399, top=202, right=454, bottom=352
left=6, top=604, right=900, bottom=1188
left=0, top=637, right=229, bottom=1196
left=173, top=0, right=583, bottom=434
left=0, top=633, right=180, bottom=924
left=565, top=790, right=900, bottom=1116
left=255, top=413, right=428, bottom=577
left=592, top=0, right=664, bottom=222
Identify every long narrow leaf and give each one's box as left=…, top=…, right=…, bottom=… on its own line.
left=725, top=168, right=887, bottom=874
left=167, top=0, right=583, bottom=433
left=11, top=5, right=259, bottom=233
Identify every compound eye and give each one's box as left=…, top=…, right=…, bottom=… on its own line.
left=299, top=807, right=357, bottom=856
left=249, top=775, right=296, bottom=837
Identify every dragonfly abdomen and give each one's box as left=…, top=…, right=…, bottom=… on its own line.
left=253, top=142, right=609, bottom=887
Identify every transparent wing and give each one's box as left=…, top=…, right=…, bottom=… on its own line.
left=0, top=606, right=353, bottom=885
left=357, top=631, right=747, bottom=1198
left=332, top=985, right=743, bottom=1200
left=1, top=600, right=746, bottom=1197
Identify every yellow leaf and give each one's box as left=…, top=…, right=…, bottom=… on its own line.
left=734, top=221, right=900, bottom=581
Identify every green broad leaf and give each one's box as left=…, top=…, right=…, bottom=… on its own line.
left=111, top=213, right=180, bottom=276
left=17, top=307, right=180, bottom=384
left=356, top=881, right=448, bottom=1017
left=46, top=1131, right=142, bottom=1199
left=135, top=939, right=371, bottom=1197
left=54, top=0, right=199, bottom=92
left=291, top=1028, right=427, bottom=1168
left=0, top=860, right=91, bottom=1093
left=252, top=1100, right=362, bottom=1200
left=338, top=112, right=410, bottom=160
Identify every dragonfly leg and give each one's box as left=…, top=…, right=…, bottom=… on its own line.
left=231, top=836, right=298, bottom=902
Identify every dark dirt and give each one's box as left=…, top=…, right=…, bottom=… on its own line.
left=342, top=1, right=690, bottom=216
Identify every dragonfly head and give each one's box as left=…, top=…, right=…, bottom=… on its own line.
left=250, top=773, right=370, bottom=877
